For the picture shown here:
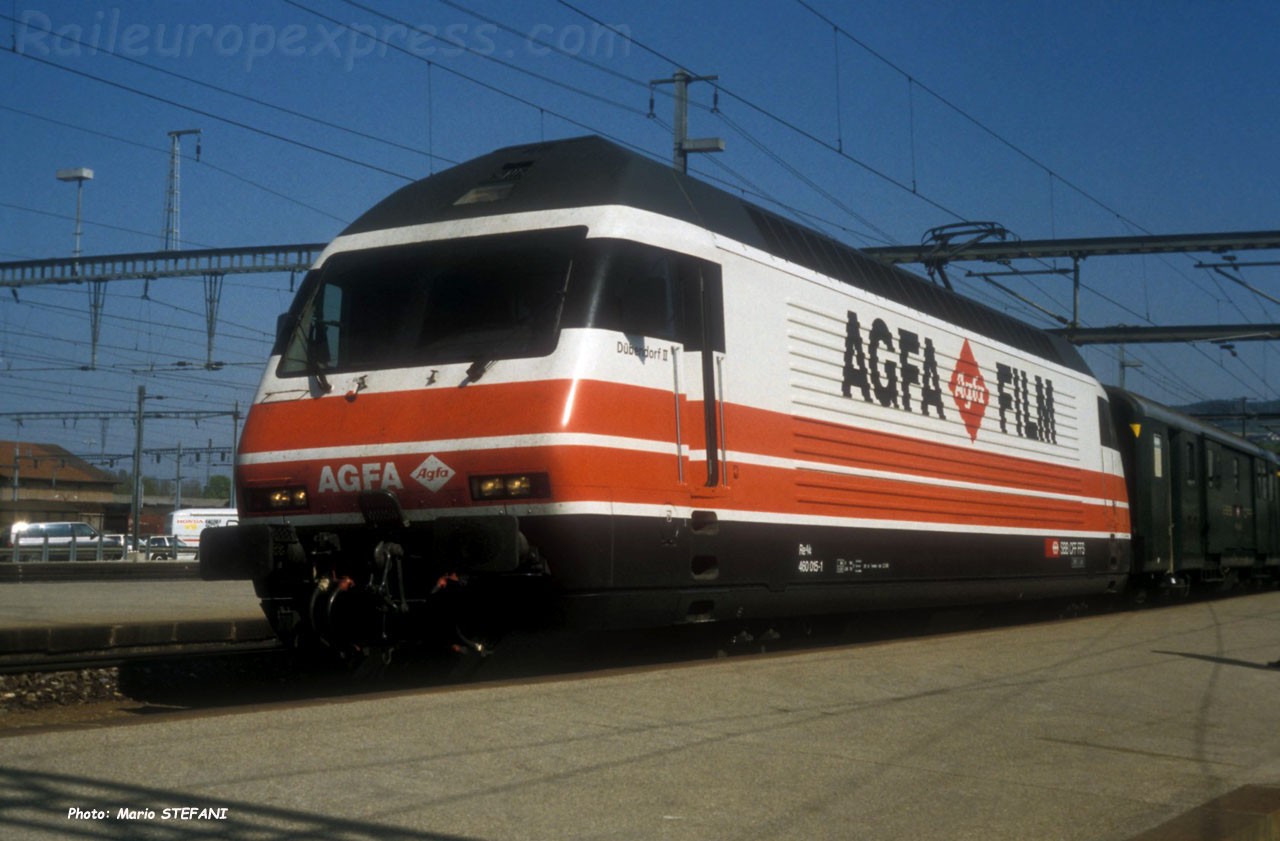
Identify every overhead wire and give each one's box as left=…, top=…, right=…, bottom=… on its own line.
left=0, top=14, right=449, bottom=172
left=548, top=0, right=1271, bottom=403
left=327, top=0, right=650, bottom=120
left=0, top=102, right=351, bottom=227
left=0, top=199, right=214, bottom=249
left=790, top=0, right=1153, bottom=238
left=283, top=0, right=656, bottom=156
left=556, top=0, right=971, bottom=224
left=1, top=39, right=417, bottom=182
left=791, top=0, right=1278, bottom=396
left=3, top=1, right=1271, bottom=436
left=1, top=0, right=665, bottom=453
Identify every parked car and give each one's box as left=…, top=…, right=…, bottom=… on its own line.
left=144, top=535, right=199, bottom=561
left=8, top=521, right=125, bottom=561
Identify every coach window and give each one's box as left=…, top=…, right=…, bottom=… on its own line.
left=1185, top=442, right=1196, bottom=486
left=1207, top=449, right=1219, bottom=489
left=1152, top=433, right=1164, bottom=479
left=1233, top=457, right=1241, bottom=492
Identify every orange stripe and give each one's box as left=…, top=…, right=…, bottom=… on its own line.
left=239, top=379, right=1130, bottom=530
left=240, top=440, right=1130, bottom=534
left=241, top=380, right=676, bottom=454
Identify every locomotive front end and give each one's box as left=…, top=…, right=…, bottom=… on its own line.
left=201, top=225, right=589, bottom=652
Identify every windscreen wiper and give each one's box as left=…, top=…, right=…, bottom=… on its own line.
left=308, top=348, right=333, bottom=394
left=288, top=314, right=332, bottom=394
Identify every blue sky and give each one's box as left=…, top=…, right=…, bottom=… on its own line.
left=1, top=0, right=1278, bottom=475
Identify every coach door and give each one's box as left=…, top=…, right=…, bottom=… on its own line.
left=1146, top=427, right=1174, bottom=571
left=1169, top=429, right=1204, bottom=570
left=1256, top=459, right=1280, bottom=563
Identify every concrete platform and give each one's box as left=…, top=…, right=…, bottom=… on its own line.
left=2, top=591, right=1280, bottom=839
left=1129, top=783, right=1280, bottom=841
left=0, top=580, right=269, bottom=659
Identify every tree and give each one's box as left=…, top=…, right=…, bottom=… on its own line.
left=203, top=474, right=232, bottom=502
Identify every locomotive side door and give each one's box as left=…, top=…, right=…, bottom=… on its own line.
left=674, top=262, right=728, bottom=496
left=667, top=258, right=730, bottom=601
left=585, top=241, right=726, bottom=593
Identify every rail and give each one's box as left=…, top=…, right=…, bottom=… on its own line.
left=0, top=638, right=281, bottom=676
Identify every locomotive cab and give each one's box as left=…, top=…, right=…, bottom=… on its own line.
left=201, top=213, right=730, bottom=650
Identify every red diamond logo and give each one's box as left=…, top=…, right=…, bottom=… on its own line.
left=411, top=455, right=455, bottom=492
left=949, top=339, right=989, bottom=442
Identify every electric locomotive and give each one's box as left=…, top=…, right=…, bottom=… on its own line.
left=201, top=136, right=1135, bottom=652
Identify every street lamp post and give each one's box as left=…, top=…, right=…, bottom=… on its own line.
left=55, top=167, right=94, bottom=258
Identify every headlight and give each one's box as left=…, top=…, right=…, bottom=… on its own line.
left=247, top=485, right=310, bottom=512
left=504, top=475, right=533, bottom=496
left=469, top=472, right=549, bottom=501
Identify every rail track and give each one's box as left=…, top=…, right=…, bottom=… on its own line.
left=0, top=637, right=283, bottom=676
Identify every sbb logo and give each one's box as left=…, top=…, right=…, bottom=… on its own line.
left=1045, top=538, right=1086, bottom=558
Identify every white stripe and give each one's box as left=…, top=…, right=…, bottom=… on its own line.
left=784, top=454, right=1130, bottom=511
left=243, top=433, right=1126, bottom=511
left=255, top=498, right=1128, bottom=541
left=239, top=432, right=680, bottom=464
left=319, top=206, right=716, bottom=265
left=615, top=501, right=1130, bottom=540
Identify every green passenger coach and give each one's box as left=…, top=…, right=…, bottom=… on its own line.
left=1106, top=386, right=1280, bottom=589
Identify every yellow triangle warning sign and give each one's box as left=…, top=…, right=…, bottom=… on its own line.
left=1130, top=423, right=1142, bottom=438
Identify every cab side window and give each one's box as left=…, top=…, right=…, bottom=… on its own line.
left=566, top=239, right=724, bottom=352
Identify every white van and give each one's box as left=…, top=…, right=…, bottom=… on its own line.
left=166, top=508, right=239, bottom=557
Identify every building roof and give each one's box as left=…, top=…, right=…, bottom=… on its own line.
left=0, top=441, right=117, bottom=486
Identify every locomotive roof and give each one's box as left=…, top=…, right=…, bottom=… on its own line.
left=344, top=135, right=1091, bottom=375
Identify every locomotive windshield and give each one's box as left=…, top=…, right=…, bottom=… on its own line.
left=276, top=228, right=584, bottom=376
left=275, top=229, right=722, bottom=379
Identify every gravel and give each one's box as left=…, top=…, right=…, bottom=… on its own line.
left=0, top=667, right=124, bottom=712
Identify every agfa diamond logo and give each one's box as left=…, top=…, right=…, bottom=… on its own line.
left=411, top=454, right=455, bottom=492
left=948, top=339, right=989, bottom=442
